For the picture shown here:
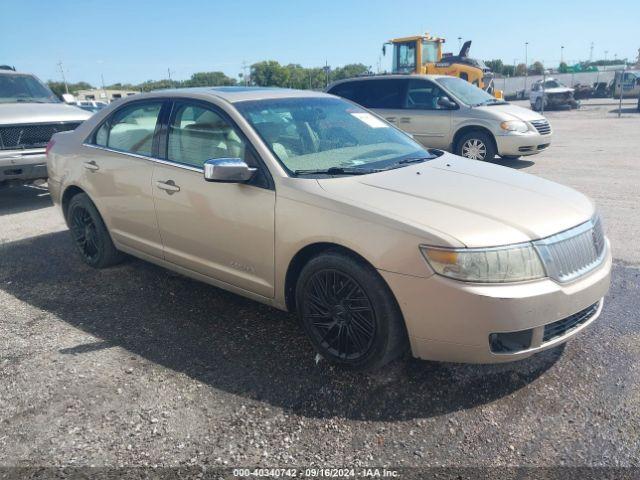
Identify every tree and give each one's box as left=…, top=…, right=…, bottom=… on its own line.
left=185, top=71, right=236, bottom=87
left=515, top=63, right=527, bottom=76
left=558, top=62, right=569, bottom=74
left=502, top=64, right=515, bottom=77
left=251, top=61, right=289, bottom=87
left=331, top=63, right=370, bottom=82
left=484, top=59, right=504, bottom=75
left=47, top=81, right=94, bottom=97
left=530, top=61, right=544, bottom=75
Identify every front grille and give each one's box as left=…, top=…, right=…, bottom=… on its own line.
left=534, top=217, right=606, bottom=283
left=530, top=119, right=551, bottom=135
left=543, top=301, right=600, bottom=342
left=0, top=122, right=80, bottom=150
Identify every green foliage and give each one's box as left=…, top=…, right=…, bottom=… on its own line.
left=515, top=63, right=527, bottom=76
left=46, top=80, right=93, bottom=97
left=558, top=62, right=569, bottom=74
left=530, top=61, right=544, bottom=75
left=250, top=61, right=370, bottom=89
left=501, top=64, right=515, bottom=77
left=484, top=59, right=504, bottom=75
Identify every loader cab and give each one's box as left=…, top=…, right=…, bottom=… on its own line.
left=386, top=35, right=444, bottom=74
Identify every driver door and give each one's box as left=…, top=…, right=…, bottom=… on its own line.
left=399, top=79, right=453, bottom=150
left=151, top=100, right=276, bottom=298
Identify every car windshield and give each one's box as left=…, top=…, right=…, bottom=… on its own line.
left=235, top=96, right=434, bottom=175
left=436, top=77, right=498, bottom=106
left=0, top=74, right=60, bottom=103
left=544, top=80, right=564, bottom=88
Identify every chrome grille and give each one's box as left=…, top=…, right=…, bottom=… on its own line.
left=534, top=217, right=606, bottom=283
left=0, top=122, right=80, bottom=150
left=530, top=119, right=551, bottom=135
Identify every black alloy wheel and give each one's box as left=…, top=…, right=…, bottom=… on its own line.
left=302, top=269, right=376, bottom=361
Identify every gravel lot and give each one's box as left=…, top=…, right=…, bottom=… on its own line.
left=1, top=100, right=639, bottom=473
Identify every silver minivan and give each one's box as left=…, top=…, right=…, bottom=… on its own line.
left=327, top=74, right=552, bottom=161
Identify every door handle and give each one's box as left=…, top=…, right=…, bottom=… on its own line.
left=399, top=117, right=411, bottom=124
left=83, top=161, right=99, bottom=171
left=385, top=117, right=396, bottom=122
left=156, top=180, right=180, bottom=194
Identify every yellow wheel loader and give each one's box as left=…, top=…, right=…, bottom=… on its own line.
left=383, top=33, right=503, bottom=99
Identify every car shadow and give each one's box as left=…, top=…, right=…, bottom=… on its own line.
left=0, top=183, right=52, bottom=215
left=608, top=107, right=639, bottom=114
left=0, top=231, right=563, bottom=421
left=488, top=157, right=535, bottom=169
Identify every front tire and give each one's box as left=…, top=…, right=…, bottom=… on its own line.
left=456, top=130, right=496, bottom=161
left=295, top=252, right=408, bottom=371
left=67, top=193, right=123, bottom=268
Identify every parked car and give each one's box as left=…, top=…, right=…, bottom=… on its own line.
left=0, top=68, right=90, bottom=185
left=611, top=70, right=640, bottom=99
left=75, top=100, right=108, bottom=113
left=327, top=75, right=552, bottom=161
left=530, top=78, right=579, bottom=111
left=47, top=87, right=611, bottom=370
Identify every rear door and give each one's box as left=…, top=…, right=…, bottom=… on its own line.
left=81, top=99, right=166, bottom=258
left=398, top=78, right=453, bottom=149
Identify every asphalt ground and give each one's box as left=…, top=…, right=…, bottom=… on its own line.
left=0, top=99, right=639, bottom=476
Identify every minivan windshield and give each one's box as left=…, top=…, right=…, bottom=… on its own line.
left=436, top=77, right=500, bottom=107
left=0, top=74, right=60, bottom=104
left=236, top=97, right=435, bottom=176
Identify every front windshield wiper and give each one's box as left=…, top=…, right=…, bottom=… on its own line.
left=294, top=166, right=380, bottom=176
left=473, top=98, right=507, bottom=107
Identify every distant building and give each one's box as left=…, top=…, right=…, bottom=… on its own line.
left=74, top=88, right=139, bottom=103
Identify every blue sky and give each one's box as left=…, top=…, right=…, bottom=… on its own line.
left=3, top=0, right=639, bottom=86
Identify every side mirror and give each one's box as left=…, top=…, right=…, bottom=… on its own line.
left=203, top=158, right=256, bottom=183
left=437, top=97, right=457, bottom=109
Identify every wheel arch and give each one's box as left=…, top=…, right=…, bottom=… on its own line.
left=283, top=242, right=394, bottom=314
left=452, top=125, right=497, bottom=154
left=61, top=185, right=87, bottom=222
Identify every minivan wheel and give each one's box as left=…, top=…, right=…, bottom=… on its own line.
left=295, top=252, right=408, bottom=371
left=456, top=131, right=496, bottom=161
left=67, top=193, right=123, bottom=268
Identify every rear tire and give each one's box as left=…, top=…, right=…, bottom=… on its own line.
left=295, top=251, right=408, bottom=371
left=66, top=193, right=123, bottom=268
left=455, top=130, right=496, bottom=161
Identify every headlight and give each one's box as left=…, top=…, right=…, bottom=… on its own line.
left=420, top=243, right=545, bottom=283
left=500, top=120, right=529, bottom=133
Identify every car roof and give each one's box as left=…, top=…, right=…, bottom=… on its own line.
left=328, top=74, right=451, bottom=89
left=135, top=86, right=333, bottom=104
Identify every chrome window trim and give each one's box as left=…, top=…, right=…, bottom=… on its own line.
left=82, top=143, right=203, bottom=173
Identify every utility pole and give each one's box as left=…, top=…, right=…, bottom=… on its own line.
left=323, top=60, right=330, bottom=88
left=604, top=50, right=608, bottom=61
left=560, top=46, right=564, bottom=65
left=167, top=68, right=172, bottom=81
left=589, top=42, right=594, bottom=63
left=524, top=42, right=529, bottom=94
left=101, top=73, right=107, bottom=103
left=57, top=61, right=69, bottom=94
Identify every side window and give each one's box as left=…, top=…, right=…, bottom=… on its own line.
left=459, top=72, right=469, bottom=81
left=95, top=102, right=162, bottom=156
left=405, top=80, right=449, bottom=110
left=328, top=82, right=361, bottom=103
left=359, top=80, right=405, bottom=109
left=167, top=103, right=248, bottom=168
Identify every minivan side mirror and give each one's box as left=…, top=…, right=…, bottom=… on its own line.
left=437, top=97, right=458, bottom=109
left=203, top=158, right=256, bottom=183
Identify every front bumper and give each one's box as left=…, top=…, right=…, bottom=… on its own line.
left=495, top=131, right=552, bottom=157
left=0, top=150, right=47, bottom=182
left=380, top=241, right=611, bottom=364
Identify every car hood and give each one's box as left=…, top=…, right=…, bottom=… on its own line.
left=544, top=87, right=574, bottom=94
left=0, top=102, right=91, bottom=125
left=317, top=153, right=594, bottom=248
left=475, top=103, right=546, bottom=122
